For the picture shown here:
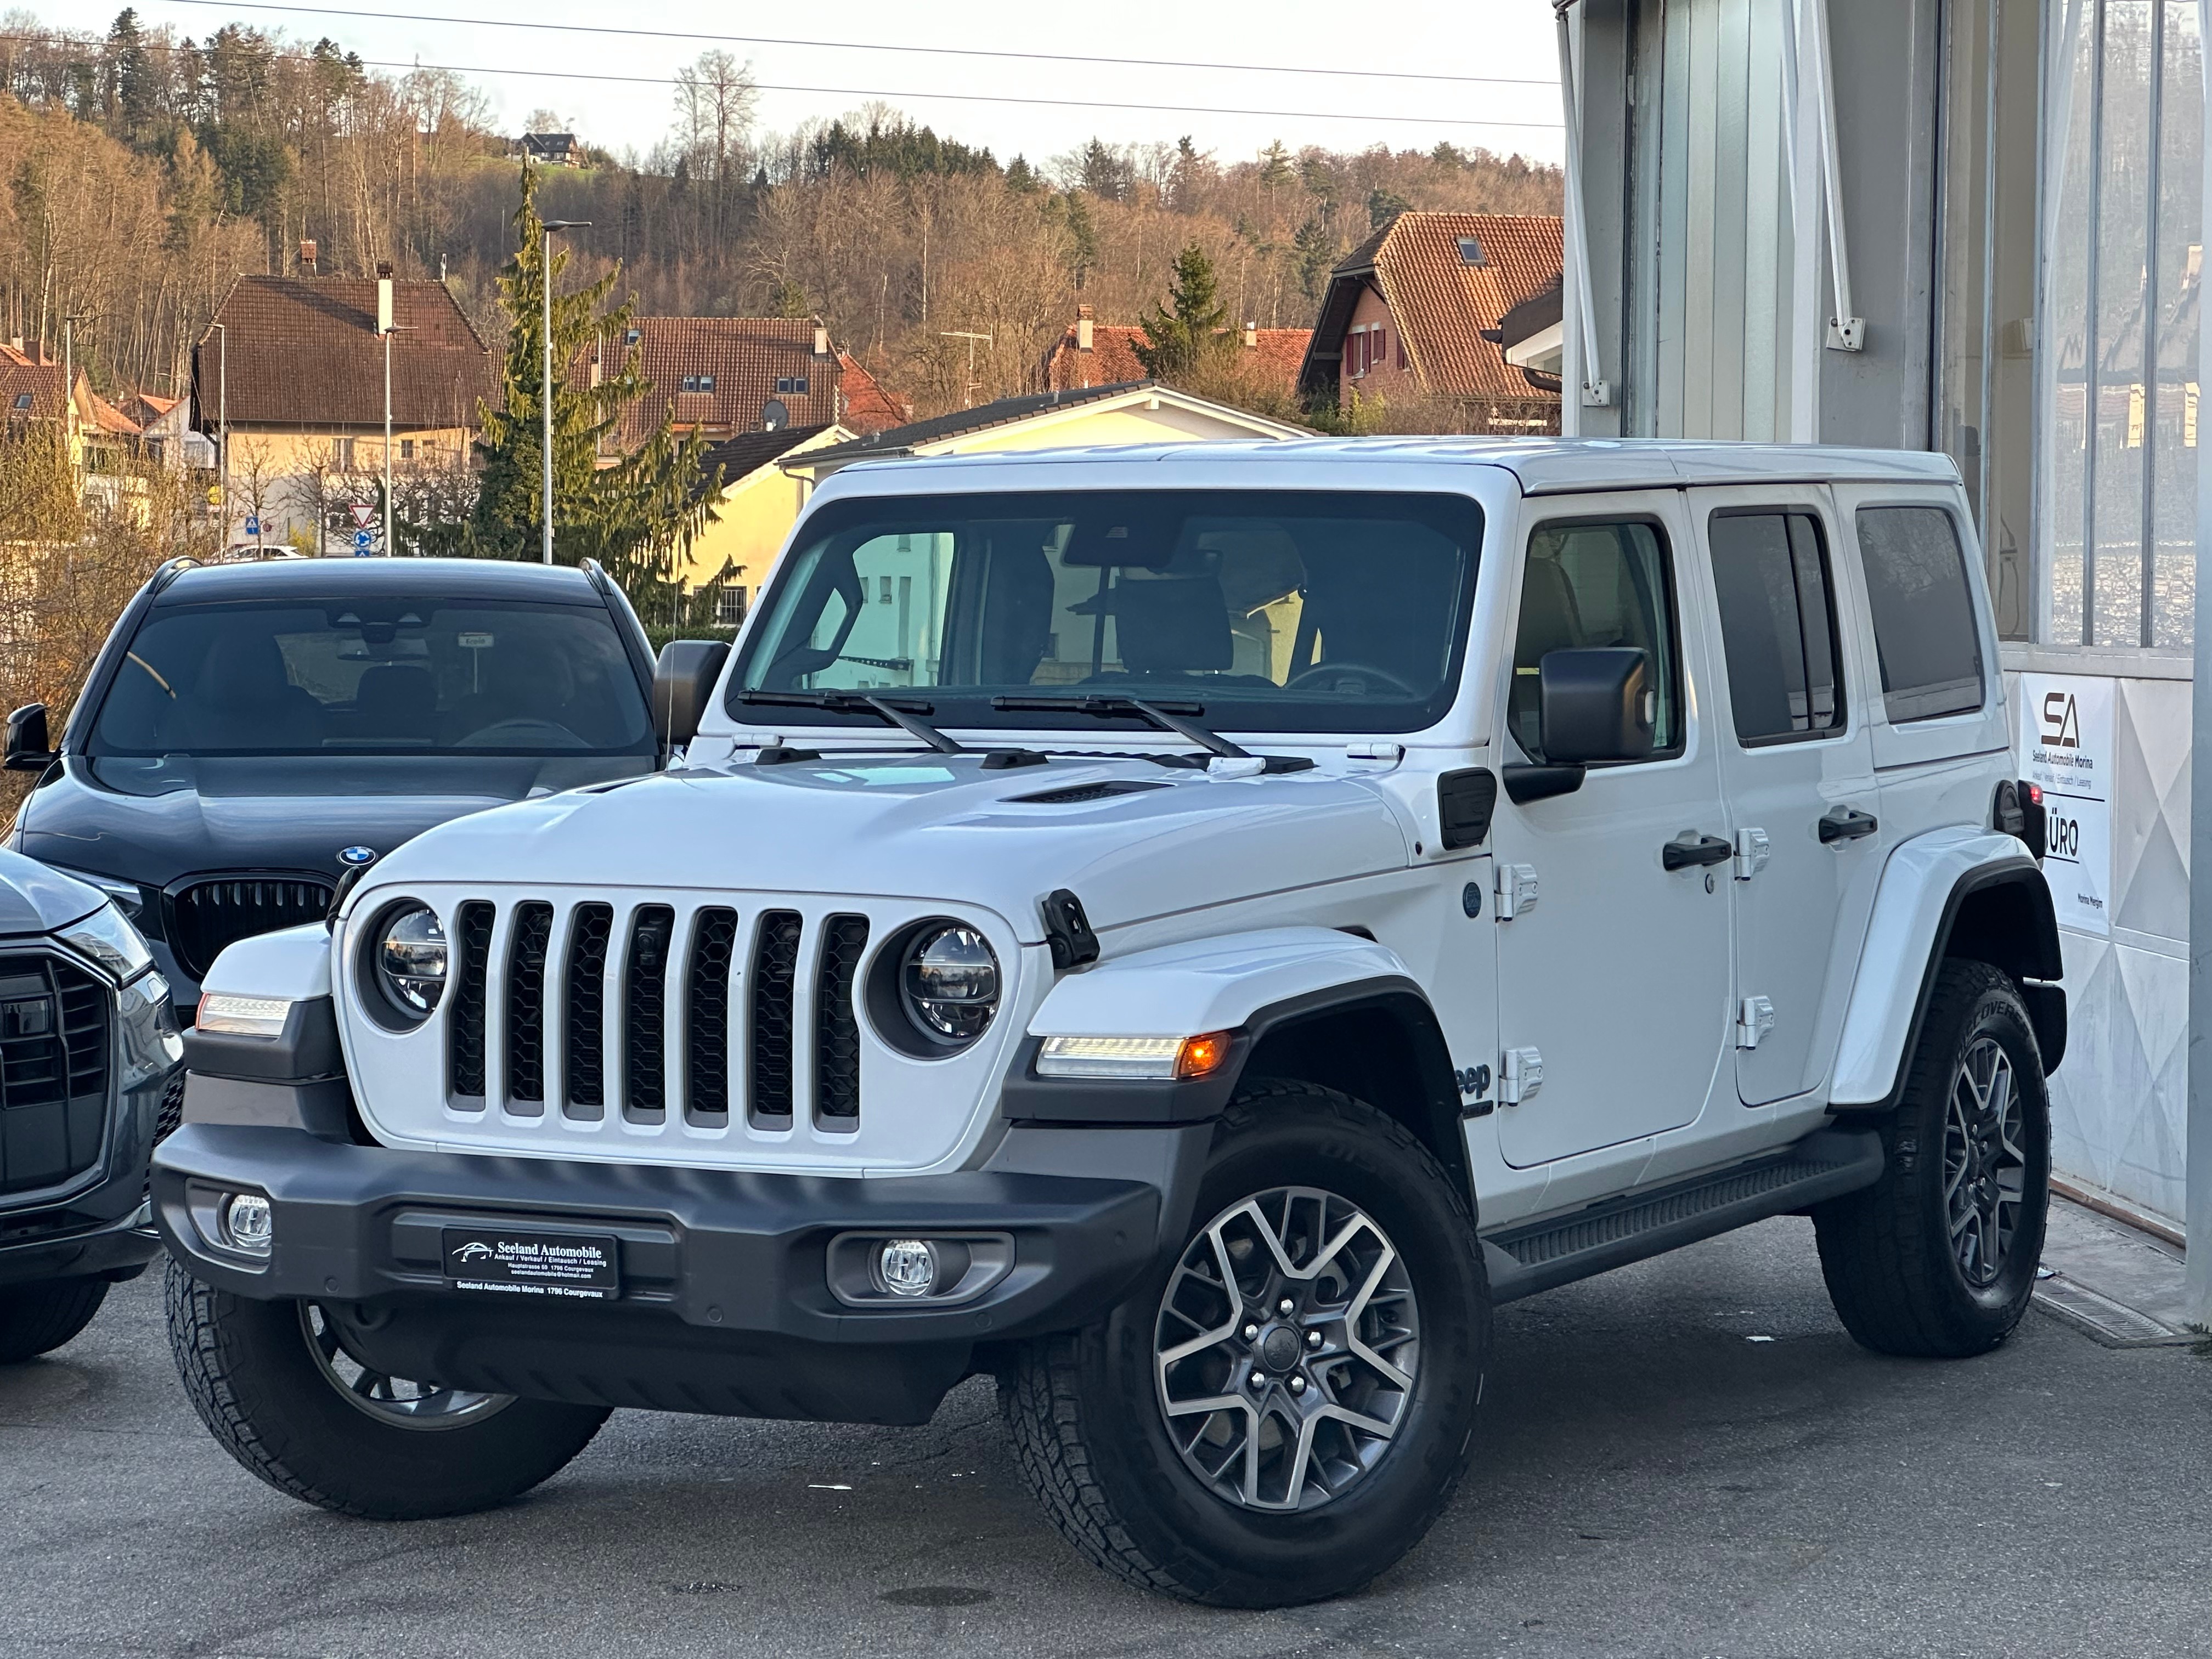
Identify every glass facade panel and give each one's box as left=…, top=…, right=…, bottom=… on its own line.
left=1937, top=0, right=2041, bottom=639
left=2035, top=0, right=2203, bottom=650
left=2149, top=0, right=2202, bottom=647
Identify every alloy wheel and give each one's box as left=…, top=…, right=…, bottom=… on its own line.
left=299, top=1305, right=514, bottom=1430
left=1154, top=1186, right=1420, bottom=1512
left=1943, top=1036, right=2025, bottom=1289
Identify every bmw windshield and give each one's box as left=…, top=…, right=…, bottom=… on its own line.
left=87, top=598, right=654, bottom=773
left=730, top=489, right=1483, bottom=735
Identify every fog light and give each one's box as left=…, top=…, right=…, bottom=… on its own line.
left=223, top=1192, right=274, bottom=1255
left=877, top=1238, right=938, bottom=1298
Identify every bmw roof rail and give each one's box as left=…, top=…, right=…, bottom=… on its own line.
left=149, top=556, right=200, bottom=595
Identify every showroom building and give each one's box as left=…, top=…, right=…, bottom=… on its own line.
left=1551, top=0, right=2205, bottom=1263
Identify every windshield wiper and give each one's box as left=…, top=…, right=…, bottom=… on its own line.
left=991, top=695, right=1312, bottom=772
left=737, top=691, right=1045, bottom=768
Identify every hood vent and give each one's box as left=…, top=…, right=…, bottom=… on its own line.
left=1008, top=778, right=1172, bottom=806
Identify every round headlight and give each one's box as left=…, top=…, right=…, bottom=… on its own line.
left=901, top=924, right=998, bottom=1045
left=376, top=906, right=448, bottom=1017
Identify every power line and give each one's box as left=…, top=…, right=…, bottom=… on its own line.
left=0, top=27, right=1565, bottom=131
left=146, top=0, right=1563, bottom=91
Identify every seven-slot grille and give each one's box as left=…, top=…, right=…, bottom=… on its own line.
left=440, top=900, right=875, bottom=1128
left=0, top=952, right=111, bottom=1197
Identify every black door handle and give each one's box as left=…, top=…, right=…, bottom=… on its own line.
left=1819, top=806, right=1880, bottom=844
left=1663, top=833, right=1734, bottom=871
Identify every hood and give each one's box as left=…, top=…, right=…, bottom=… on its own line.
left=357, top=752, right=1412, bottom=938
left=16, top=752, right=652, bottom=889
left=0, top=848, right=105, bottom=936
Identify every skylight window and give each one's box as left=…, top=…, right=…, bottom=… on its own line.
left=1457, top=235, right=1486, bottom=267
left=11, top=392, right=31, bottom=410
left=775, top=375, right=809, bottom=395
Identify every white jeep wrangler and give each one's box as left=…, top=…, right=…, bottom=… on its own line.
left=155, top=439, right=2062, bottom=1607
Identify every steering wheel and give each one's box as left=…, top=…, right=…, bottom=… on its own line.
left=1284, top=661, right=1423, bottom=699
left=458, top=718, right=586, bottom=749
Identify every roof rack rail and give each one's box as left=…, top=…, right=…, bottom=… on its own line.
left=149, top=556, right=200, bottom=595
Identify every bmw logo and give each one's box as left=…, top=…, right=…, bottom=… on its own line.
left=337, top=846, right=379, bottom=867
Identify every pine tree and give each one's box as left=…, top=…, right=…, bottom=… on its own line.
left=426, top=163, right=718, bottom=592
left=1134, top=243, right=1230, bottom=380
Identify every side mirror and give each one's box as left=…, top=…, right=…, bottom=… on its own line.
left=1538, top=648, right=1655, bottom=765
left=3, top=703, right=55, bottom=773
left=652, top=640, right=731, bottom=749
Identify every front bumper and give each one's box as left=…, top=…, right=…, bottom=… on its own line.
left=0, top=1202, right=161, bottom=1290
left=153, top=1122, right=1203, bottom=1424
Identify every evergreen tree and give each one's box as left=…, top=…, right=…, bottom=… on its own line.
left=426, top=163, right=718, bottom=592
left=1134, top=243, right=1229, bottom=380
left=1294, top=218, right=1339, bottom=302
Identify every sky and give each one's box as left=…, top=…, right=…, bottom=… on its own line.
left=29, top=0, right=1566, bottom=172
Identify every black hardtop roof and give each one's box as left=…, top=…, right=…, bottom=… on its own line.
left=154, top=557, right=605, bottom=607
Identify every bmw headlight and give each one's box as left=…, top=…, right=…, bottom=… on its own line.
left=373, top=905, right=447, bottom=1020
left=899, top=923, right=999, bottom=1047
left=60, top=901, right=154, bottom=984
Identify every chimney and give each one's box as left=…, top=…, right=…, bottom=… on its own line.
left=812, top=323, right=831, bottom=357
left=1076, top=304, right=1094, bottom=352
left=298, top=239, right=318, bottom=275
left=1242, top=320, right=1257, bottom=350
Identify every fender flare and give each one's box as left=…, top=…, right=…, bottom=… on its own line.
left=1002, top=926, right=1466, bottom=1189
left=1829, top=830, right=2064, bottom=1110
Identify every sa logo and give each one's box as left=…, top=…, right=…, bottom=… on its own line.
left=2040, top=692, right=2081, bottom=748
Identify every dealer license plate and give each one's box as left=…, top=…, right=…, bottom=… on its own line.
left=442, top=1227, right=619, bottom=1300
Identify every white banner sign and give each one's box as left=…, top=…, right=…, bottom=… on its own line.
left=2016, top=673, right=2114, bottom=937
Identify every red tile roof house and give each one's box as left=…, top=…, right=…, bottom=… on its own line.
left=191, top=274, right=495, bottom=547
left=1296, top=212, right=1564, bottom=435
left=1039, top=306, right=1312, bottom=395
left=574, top=319, right=909, bottom=456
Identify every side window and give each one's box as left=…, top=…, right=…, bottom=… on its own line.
left=1511, top=520, right=1679, bottom=761
left=1855, top=506, right=1985, bottom=723
left=1707, top=510, right=1844, bottom=744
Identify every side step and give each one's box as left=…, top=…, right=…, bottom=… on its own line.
left=1480, top=1127, right=1885, bottom=1305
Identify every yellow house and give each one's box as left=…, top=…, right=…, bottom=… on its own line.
left=687, top=381, right=1307, bottom=612
left=677, top=424, right=855, bottom=619
left=193, top=273, right=493, bottom=550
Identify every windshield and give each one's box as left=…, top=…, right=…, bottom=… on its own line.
left=88, top=598, right=654, bottom=759
left=730, top=489, right=1482, bottom=735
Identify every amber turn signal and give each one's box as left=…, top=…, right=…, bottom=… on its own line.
left=1176, top=1032, right=1232, bottom=1079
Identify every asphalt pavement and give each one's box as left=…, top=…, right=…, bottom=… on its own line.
left=4, top=1214, right=2205, bottom=1659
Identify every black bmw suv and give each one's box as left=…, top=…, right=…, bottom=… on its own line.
left=4, top=557, right=684, bottom=1009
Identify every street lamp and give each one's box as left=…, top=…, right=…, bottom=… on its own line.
left=211, top=321, right=227, bottom=540
left=539, top=220, right=590, bottom=564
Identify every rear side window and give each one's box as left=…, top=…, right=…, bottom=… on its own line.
left=1707, top=510, right=1843, bottom=744
left=1511, top=520, right=1680, bottom=761
left=1855, top=507, right=1984, bottom=723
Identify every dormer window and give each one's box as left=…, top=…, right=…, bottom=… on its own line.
left=1457, top=235, right=1486, bottom=267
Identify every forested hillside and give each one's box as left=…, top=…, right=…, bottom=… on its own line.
left=0, top=9, right=1560, bottom=415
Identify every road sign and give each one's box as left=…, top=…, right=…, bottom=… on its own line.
left=353, top=529, right=374, bottom=552
left=242, top=515, right=260, bottom=537
left=350, top=503, right=377, bottom=528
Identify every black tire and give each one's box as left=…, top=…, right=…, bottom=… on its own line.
left=164, top=1260, right=611, bottom=1519
left=1000, top=1080, right=1487, bottom=1608
left=0, top=1277, right=109, bottom=1363
left=1814, top=959, right=2051, bottom=1358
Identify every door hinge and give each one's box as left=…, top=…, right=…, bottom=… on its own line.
left=1736, top=996, right=1776, bottom=1050
left=1499, top=1046, right=1544, bottom=1105
left=1733, top=827, right=1770, bottom=881
left=1494, top=862, right=1539, bottom=919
